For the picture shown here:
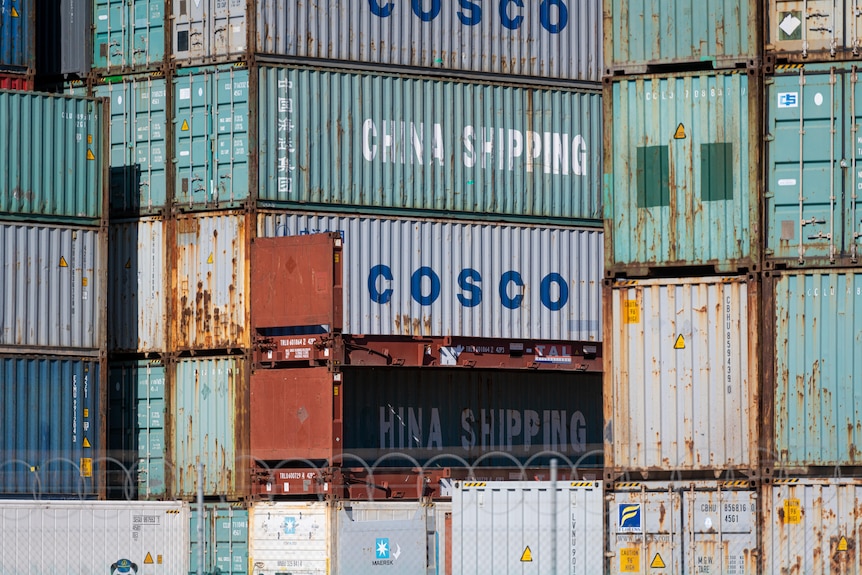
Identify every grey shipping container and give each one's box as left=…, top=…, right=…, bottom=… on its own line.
left=172, top=0, right=246, bottom=66
left=767, top=0, right=862, bottom=61
left=258, top=65, right=603, bottom=224
left=0, top=222, right=105, bottom=354
left=36, top=0, right=91, bottom=77
left=258, top=211, right=603, bottom=341
left=255, top=0, right=602, bottom=83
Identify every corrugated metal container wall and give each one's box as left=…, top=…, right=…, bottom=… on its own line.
left=767, top=270, right=862, bottom=468
left=258, top=66, right=603, bottom=223
left=0, top=0, right=34, bottom=71
left=36, top=0, right=91, bottom=78
left=258, top=212, right=603, bottom=341
left=190, top=504, right=249, bottom=575
left=250, top=367, right=603, bottom=468
left=453, top=481, right=604, bottom=575
left=604, top=71, right=760, bottom=276
left=174, top=64, right=250, bottom=210
left=108, top=217, right=166, bottom=354
left=171, top=356, right=248, bottom=499
left=93, top=0, right=165, bottom=72
left=763, top=479, right=862, bottom=575
left=767, top=1, right=862, bottom=60
left=604, top=0, right=758, bottom=74
left=172, top=211, right=248, bottom=351
left=0, top=91, right=106, bottom=223
left=765, top=63, right=862, bottom=268
left=0, top=356, right=104, bottom=498
left=171, top=0, right=246, bottom=66
left=94, top=73, right=169, bottom=215
left=107, top=360, right=166, bottom=500
left=250, top=502, right=331, bottom=575
left=0, top=222, right=105, bottom=353
left=0, top=72, right=33, bottom=91
left=256, top=0, right=602, bottom=83
left=604, top=276, right=759, bottom=475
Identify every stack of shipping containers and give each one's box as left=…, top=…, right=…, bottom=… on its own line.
left=602, top=1, right=762, bottom=573
left=761, top=3, right=862, bottom=573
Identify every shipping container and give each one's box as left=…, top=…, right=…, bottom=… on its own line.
left=763, top=478, right=862, bottom=575
left=764, top=269, right=862, bottom=470
left=767, top=1, right=862, bottom=61
left=258, top=66, right=603, bottom=224
left=607, top=481, right=757, bottom=575
left=108, top=217, right=166, bottom=353
left=172, top=0, right=246, bottom=67
left=604, top=71, right=761, bottom=277
left=255, top=0, right=602, bottom=84
left=171, top=356, right=248, bottom=499
left=258, top=212, right=603, bottom=341
left=174, top=63, right=249, bottom=210
left=250, top=366, right=602, bottom=470
left=0, top=501, right=190, bottom=573
left=603, top=276, right=759, bottom=477
left=765, top=63, right=862, bottom=268
left=604, top=0, right=758, bottom=74
left=94, top=72, right=169, bottom=214
left=171, top=211, right=248, bottom=351
left=93, top=0, right=164, bottom=73
left=0, top=0, right=34, bottom=71
left=0, top=90, right=107, bottom=223
left=250, top=501, right=331, bottom=575
left=36, top=0, right=91, bottom=78
left=0, top=356, right=104, bottom=498
left=107, top=360, right=166, bottom=500
left=453, top=480, right=603, bottom=575
left=0, top=222, right=105, bottom=353
left=0, top=71, right=33, bottom=91
left=190, top=503, right=249, bottom=575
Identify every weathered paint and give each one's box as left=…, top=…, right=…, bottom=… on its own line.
left=257, top=212, right=603, bottom=340
left=250, top=502, right=331, bottom=575
left=768, top=270, right=862, bottom=468
left=604, top=71, right=760, bottom=276
left=171, top=0, right=246, bottom=65
left=454, top=481, right=603, bottom=575
left=0, top=356, right=103, bottom=498
left=765, top=63, right=862, bottom=267
left=604, top=0, right=758, bottom=74
left=107, top=360, right=166, bottom=500
left=256, top=0, right=602, bottom=83
left=763, top=479, right=862, bottom=575
left=768, top=1, right=862, bottom=60
left=258, top=66, right=602, bottom=223
left=173, top=64, right=249, bottom=210
left=108, top=217, right=166, bottom=353
left=190, top=504, right=249, bottom=575
left=0, top=90, right=107, bottom=223
left=0, top=0, right=34, bottom=71
left=93, top=0, right=165, bottom=72
left=250, top=366, right=602, bottom=469
left=171, top=356, right=248, bottom=499
left=93, top=73, right=169, bottom=214
left=604, top=276, right=759, bottom=475
left=0, top=222, right=105, bottom=353
left=0, top=72, right=32, bottom=90
left=608, top=481, right=757, bottom=575
left=171, top=211, right=248, bottom=351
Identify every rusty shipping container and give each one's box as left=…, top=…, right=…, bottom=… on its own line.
left=767, top=0, right=862, bottom=62
left=0, top=72, right=33, bottom=91
left=257, top=211, right=603, bottom=341
left=604, top=70, right=761, bottom=277
left=250, top=366, right=603, bottom=471
left=170, top=210, right=248, bottom=352
left=603, top=276, right=760, bottom=477
left=765, top=269, right=862, bottom=470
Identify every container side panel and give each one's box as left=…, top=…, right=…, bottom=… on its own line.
left=0, top=0, right=34, bottom=70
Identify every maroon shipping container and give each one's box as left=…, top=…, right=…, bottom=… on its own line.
left=0, top=73, right=33, bottom=91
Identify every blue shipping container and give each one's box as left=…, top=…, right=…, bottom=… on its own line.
left=0, top=0, right=34, bottom=71
left=190, top=504, right=249, bottom=575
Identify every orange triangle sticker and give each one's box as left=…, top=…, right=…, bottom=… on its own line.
left=59, top=256, right=68, bottom=268
left=125, top=258, right=131, bottom=269
left=651, top=553, right=666, bottom=568
left=839, top=537, right=848, bottom=551
left=11, top=7, right=19, bottom=17
left=207, top=253, right=214, bottom=264
left=82, top=437, right=91, bottom=448
left=181, top=119, right=189, bottom=131
left=87, top=149, right=95, bottom=160
left=674, top=123, right=686, bottom=139
left=674, top=334, right=685, bottom=349
left=144, top=552, right=154, bottom=564
left=520, top=547, right=532, bottom=562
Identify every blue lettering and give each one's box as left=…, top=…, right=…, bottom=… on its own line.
left=412, top=266, right=441, bottom=305
left=540, top=0, right=568, bottom=33
left=499, top=0, right=524, bottom=30
left=457, top=0, right=482, bottom=25
left=540, top=273, right=569, bottom=311
left=499, top=271, right=524, bottom=310
left=368, top=0, right=394, bottom=17
left=412, top=0, right=441, bottom=21
left=368, top=265, right=393, bottom=304
left=457, top=268, right=482, bottom=307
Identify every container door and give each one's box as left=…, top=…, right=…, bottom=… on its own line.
left=131, top=0, right=164, bottom=68
left=609, top=489, right=682, bottom=575
left=771, top=0, right=842, bottom=54
left=212, top=0, right=245, bottom=58
left=175, top=69, right=214, bottom=206
left=173, top=0, right=206, bottom=62
left=335, top=507, right=428, bottom=575
left=136, top=361, right=166, bottom=498
left=850, top=70, right=862, bottom=258
left=685, top=487, right=757, bottom=575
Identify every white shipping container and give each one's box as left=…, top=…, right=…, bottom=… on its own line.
left=452, top=480, right=604, bottom=575
left=250, top=501, right=332, bottom=575
left=0, top=501, right=190, bottom=574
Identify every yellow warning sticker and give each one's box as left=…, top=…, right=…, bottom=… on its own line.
left=620, top=548, right=640, bottom=572
left=82, top=277, right=88, bottom=287
left=674, top=123, right=686, bottom=139
left=87, top=134, right=93, bottom=144
left=181, top=119, right=190, bottom=131
left=783, top=498, right=801, bottom=524
left=206, top=253, right=214, bottom=264
left=11, top=7, right=19, bottom=17
left=87, top=149, right=95, bottom=160
left=651, top=553, right=666, bottom=569
left=59, top=256, right=68, bottom=268
left=838, top=537, right=848, bottom=551
left=83, top=437, right=91, bottom=448
left=125, top=258, right=132, bottom=269
left=674, top=334, right=686, bottom=349
left=157, top=555, right=163, bottom=564
left=624, top=299, right=640, bottom=324
left=520, top=547, right=533, bottom=562
left=144, top=552, right=154, bottom=564
left=80, top=458, right=92, bottom=477
left=83, top=408, right=89, bottom=418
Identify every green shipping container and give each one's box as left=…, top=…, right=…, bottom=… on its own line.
left=765, top=63, right=862, bottom=268
left=93, top=0, right=165, bottom=72
left=189, top=504, right=249, bottom=575
left=604, top=71, right=760, bottom=277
